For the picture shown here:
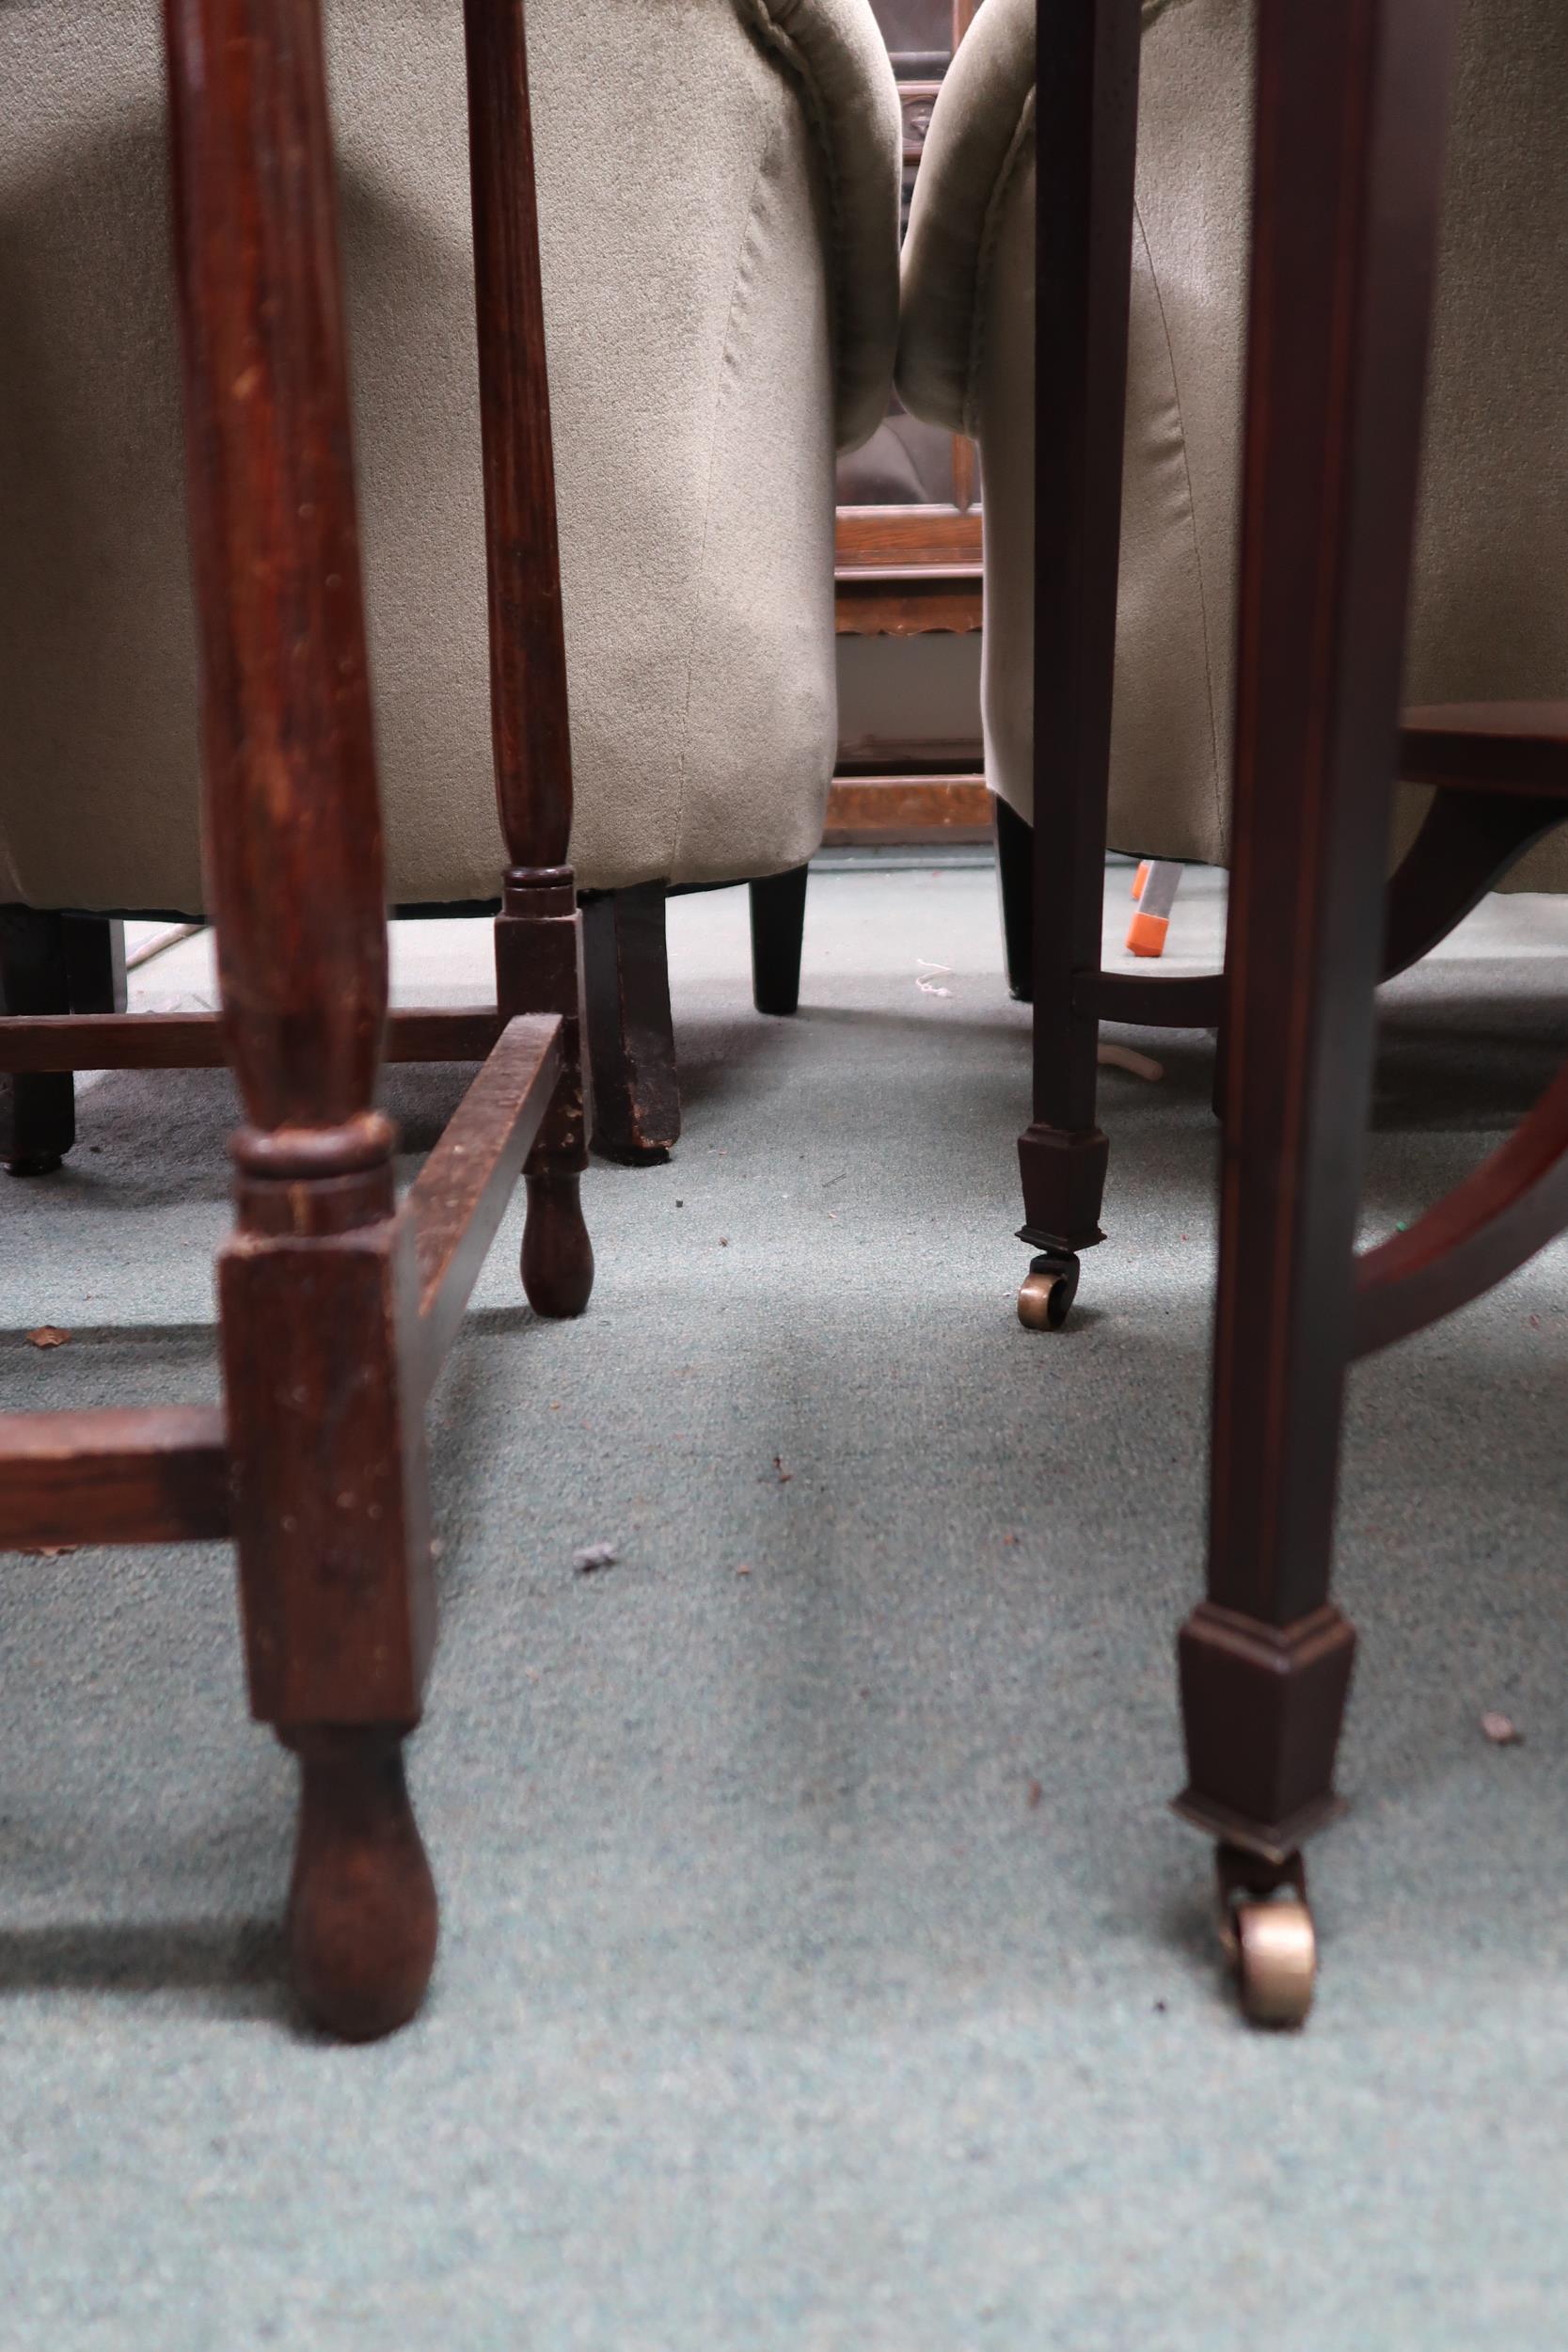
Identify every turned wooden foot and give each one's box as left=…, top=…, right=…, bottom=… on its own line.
left=284, top=1726, right=437, bottom=2042
left=522, top=1170, right=594, bottom=1316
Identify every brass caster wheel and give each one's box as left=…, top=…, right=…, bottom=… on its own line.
left=1216, top=1846, right=1316, bottom=2027
left=1017, top=1251, right=1080, bottom=1332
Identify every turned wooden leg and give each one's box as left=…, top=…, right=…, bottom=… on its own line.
left=582, top=885, right=680, bottom=1164
left=1014, top=6, right=1139, bottom=1322
left=285, top=1725, right=437, bottom=2042
left=1177, top=0, right=1461, bottom=2022
left=166, top=0, right=437, bottom=2038
left=992, top=797, right=1034, bottom=1004
left=498, top=873, right=594, bottom=1315
left=0, top=909, right=74, bottom=1176
left=749, top=865, right=809, bottom=1018
left=464, top=0, right=594, bottom=1316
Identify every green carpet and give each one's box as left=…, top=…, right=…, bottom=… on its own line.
left=0, top=863, right=1564, bottom=2349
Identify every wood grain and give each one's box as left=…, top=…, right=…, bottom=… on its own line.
left=0, top=1008, right=506, bottom=1074
left=823, top=778, right=990, bottom=844
left=835, top=508, right=983, bottom=568
left=0, top=1407, right=230, bottom=1550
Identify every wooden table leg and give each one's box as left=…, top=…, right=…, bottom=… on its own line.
left=464, top=0, right=593, bottom=1318
left=1175, top=0, right=1463, bottom=2023
left=1015, top=0, right=1140, bottom=1334
left=164, top=0, right=436, bottom=2041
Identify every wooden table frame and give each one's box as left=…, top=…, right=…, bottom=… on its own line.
left=0, top=0, right=591, bottom=2041
left=1013, top=0, right=1563, bottom=1321
left=1181, top=0, right=1567, bottom=2019
left=1025, top=0, right=1567, bottom=2020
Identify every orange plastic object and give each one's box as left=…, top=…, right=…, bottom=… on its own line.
left=1132, top=859, right=1150, bottom=899
left=1126, top=910, right=1170, bottom=957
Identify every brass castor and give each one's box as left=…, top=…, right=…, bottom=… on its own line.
left=1017, top=1251, right=1080, bottom=1332
left=1216, top=1845, right=1316, bottom=2027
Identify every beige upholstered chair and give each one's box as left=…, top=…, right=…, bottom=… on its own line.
left=0, top=0, right=901, bottom=1170
left=896, top=0, right=1568, bottom=904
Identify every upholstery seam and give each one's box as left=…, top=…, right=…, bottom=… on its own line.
left=667, top=121, right=779, bottom=882
left=962, top=88, right=1037, bottom=440
left=1134, top=197, right=1227, bottom=858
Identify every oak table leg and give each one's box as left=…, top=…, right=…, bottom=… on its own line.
left=1175, top=0, right=1463, bottom=2024
left=165, top=0, right=436, bottom=2040
left=464, top=0, right=593, bottom=1318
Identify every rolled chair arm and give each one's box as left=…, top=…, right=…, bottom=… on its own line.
left=895, top=0, right=1035, bottom=437
left=739, top=0, right=903, bottom=450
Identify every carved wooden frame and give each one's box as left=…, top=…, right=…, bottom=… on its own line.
left=0, top=0, right=591, bottom=2040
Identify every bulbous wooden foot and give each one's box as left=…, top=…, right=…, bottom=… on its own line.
left=521, top=1170, right=594, bottom=1317
left=283, top=1726, right=437, bottom=2042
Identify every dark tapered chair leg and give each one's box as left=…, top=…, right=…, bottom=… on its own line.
left=581, top=885, right=680, bottom=1165
left=1176, top=0, right=1461, bottom=2026
left=992, top=796, right=1033, bottom=1003
left=0, top=909, right=75, bottom=1176
left=749, top=865, right=809, bottom=1017
left=62, top=915, right=129, bottom=1016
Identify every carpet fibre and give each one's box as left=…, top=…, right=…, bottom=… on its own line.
left=1, top=861, right=1565, bottom=2349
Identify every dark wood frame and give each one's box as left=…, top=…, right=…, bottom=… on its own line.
left=1181, top=0, right=1568, bottom=2001
left=1015, top=0, right=1564, bottom=1304
left=0, top=0, right=593, bottom=2041
left=1025, top=0, right=1568, bottom=2012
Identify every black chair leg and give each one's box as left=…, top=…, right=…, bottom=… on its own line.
left=992, top=796, right=1033, bottom=1003
left=581, top=884, right=681, bottom=1165
left=1, top=909, right=78, bottom=1177
left=63, top=914, right=129, bottom=1015
left=749, top=865, right=808, bottom=1017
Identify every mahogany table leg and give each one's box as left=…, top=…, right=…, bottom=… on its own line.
left=1015, top=0, right=1140, bottom=1328
left=464, top=0, right=593, bottom=1318
left=164, top=0, right=436, bottom=2039
left=0, top=909, right=74, bottom=1176
left=1175, top=0, right=1462, bottom=2022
